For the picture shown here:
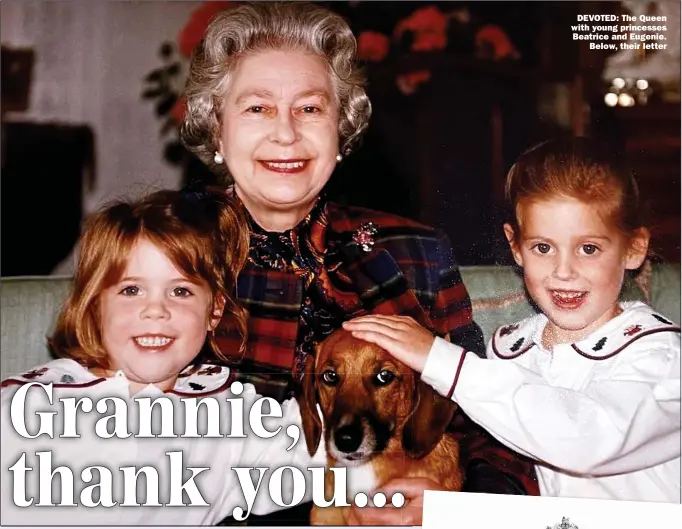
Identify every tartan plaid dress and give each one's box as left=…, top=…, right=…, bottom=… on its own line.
left=215, top=193, right=539, bottom=496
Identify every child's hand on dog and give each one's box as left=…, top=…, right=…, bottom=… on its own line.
left=342, top=315, right=434, bottom=373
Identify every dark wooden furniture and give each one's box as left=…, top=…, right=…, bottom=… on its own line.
left=1, top=122, right=95, bottom=276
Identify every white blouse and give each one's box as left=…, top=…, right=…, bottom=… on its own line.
left=0, top=359, right=326, bottom=525
left=421, top=301, right=681, bottom=503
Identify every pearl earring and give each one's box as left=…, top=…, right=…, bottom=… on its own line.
left=214, top=151, right=224, bottom=164
left=336, top=153, right=343, bottom=163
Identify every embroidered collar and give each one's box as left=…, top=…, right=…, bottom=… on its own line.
left=2, top=359, right=234, bottom=397
left=172, top=363, right=234, bottom=396
left=492, top=301, right=680, bottom=360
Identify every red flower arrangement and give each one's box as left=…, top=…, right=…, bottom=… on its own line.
left=475, top=24, right=520, bottom=61
left=171, top=1, right=233, bottom=127
left=353, top=4, right=521, bottom=95
left=141, top=2, right=237, bottom=169
left=178, top=1, right=233, bottom=58
left=393, top=6, right=449, bottom=53
left=396, top=70, right=432, bottom=96
left=357, top=31, right=390, bottom=62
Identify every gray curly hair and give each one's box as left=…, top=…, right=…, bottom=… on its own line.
left=180, top=1, right=372, bottom=182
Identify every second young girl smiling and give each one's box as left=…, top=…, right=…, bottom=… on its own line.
left=505, top=195, right=648, bottom=349
left=343, top=137, right=680, bottom=503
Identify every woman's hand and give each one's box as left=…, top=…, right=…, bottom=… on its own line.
left=342, top=315, right=435, bottom=374
left=346, top=477, right=443, bottom=526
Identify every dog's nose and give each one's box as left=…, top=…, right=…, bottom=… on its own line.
left=334, top=424, right=363, bottom=453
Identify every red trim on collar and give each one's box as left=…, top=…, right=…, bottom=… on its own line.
left=491, top=332, right=534, bottom=359
left=169, top=368, right=237, bottom=397
left=571, top=326, right=681, bottom=360
left=1, top=378, right=106, bottom=389
left=2, top=364, right=236, bottom=397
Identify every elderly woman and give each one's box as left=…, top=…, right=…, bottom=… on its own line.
left=180, top=2, right=538, bottom=525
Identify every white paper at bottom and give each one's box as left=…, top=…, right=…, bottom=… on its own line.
left=423, top=491, right=681, bottom=529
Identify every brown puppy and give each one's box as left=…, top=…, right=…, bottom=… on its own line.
left=298, top=328, right=463, bottom=525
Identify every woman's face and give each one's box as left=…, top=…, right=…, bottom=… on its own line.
left=218, top=49, right=340, bottom=229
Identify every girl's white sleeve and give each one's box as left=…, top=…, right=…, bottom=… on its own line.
left=420, top=333, right=681, bottom=476
left=209, top=383, right=326, bottom=521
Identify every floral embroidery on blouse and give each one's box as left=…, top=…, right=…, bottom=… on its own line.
left=623, top=324, right=643, bottom=337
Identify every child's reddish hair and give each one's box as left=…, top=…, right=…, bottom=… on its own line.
left=49, top=187, right=250, bottom=369
left=505, top=137, right=645, bottom=243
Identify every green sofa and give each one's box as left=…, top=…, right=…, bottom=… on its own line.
left=1, top=264, right=679, bottom=381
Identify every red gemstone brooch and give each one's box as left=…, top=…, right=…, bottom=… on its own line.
left=352, top=221, right=378, bottom=252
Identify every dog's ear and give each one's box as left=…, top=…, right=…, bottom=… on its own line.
left=402, top=379, right=458, bottom=459
left=296, top=352, right=322, bottom=457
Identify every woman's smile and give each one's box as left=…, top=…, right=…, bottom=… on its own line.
left=258, top=159, right=309, bottom=173
left=219, top=49, right=339, bottom=231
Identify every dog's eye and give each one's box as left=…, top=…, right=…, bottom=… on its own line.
left=321, top=370, right=339, bottom=386
left=375, top=370, right=396, bottom=386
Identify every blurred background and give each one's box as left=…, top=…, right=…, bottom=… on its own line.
left=2, top=0, right=680, bottom=277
